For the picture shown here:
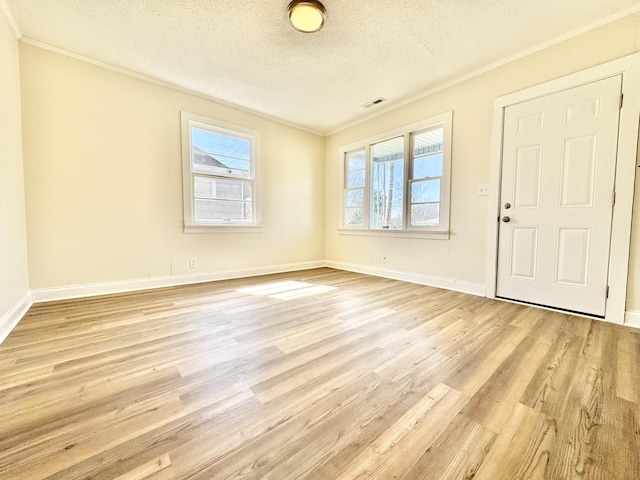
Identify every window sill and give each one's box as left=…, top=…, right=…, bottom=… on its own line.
left=184, top=224, right=262, bottom=234
left=338, top=228, right=450, bottom=240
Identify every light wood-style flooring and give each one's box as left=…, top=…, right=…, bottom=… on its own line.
left=1, top=268, right=639, bottom=479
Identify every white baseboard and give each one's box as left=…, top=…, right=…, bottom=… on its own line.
left=326, top=261, right=486, bottom=297
left=19, top=257, right=640, bottom=332
left=31, top=261, right=326, bottom=303
left=625, top=310, right=640, bottom=329
left=31, top=260, right=486, bottom=304
left=0, top=292, right=32, bottom=344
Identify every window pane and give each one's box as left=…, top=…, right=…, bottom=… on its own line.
left=411, top=203, right=440, bottom=226
left=347, top=170, right=365, bottom=188
left=346, top=151, right=365, bottom=188
left=413, top=153, right=443, bottom=179
left=195, top=199, right=252, bottom=222
left=346, top=189, right=363, bottom=208
left=371, top=137, right=404, bottom=229
left=373, top=137, right=404, bottom=164
left=347, top=151, right=365, bottom=171
left=345, top=207, right=364, bottom=225
left=192, top=127, right=251, bottom=178
left=194, top=176, right=214, bottom=198
left=194, top=176, right=252, bottom=201
left=411, top=179, right=440, bottom=203
left=413, top=128, right=443, bottom=157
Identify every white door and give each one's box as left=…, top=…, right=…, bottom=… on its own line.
left=496, top=75, right=622, bottom=317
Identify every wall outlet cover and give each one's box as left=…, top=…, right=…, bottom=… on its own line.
left=477, top=184, right=490, bottom=196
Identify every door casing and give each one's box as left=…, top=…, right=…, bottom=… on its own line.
left=485, top=53, right=640, bottom=325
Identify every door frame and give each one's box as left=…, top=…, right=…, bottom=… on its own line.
left=485, top=53, right=640, bottom=325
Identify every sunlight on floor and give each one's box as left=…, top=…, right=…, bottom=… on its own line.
left=237, top=280, right=337, bottom=300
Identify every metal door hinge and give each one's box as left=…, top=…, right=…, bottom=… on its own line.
left=620, top=93, right=624, bottom=109
left=612, top=191, right=616, bottom=206
left=606, top=286, right=610, bottom=298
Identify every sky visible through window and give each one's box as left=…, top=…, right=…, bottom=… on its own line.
left=192, top=127, right=250, bottom=171
left=414, top=152, right=443, bottom=178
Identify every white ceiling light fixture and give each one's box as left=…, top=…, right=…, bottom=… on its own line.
left=288, top=0, right=326, bottom=33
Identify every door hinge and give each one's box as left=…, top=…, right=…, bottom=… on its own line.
left=620, top=93, right=624, bottom=109
left=606, top=286, right=610, bottom=298
left=612, top=191, right=616, bottom=206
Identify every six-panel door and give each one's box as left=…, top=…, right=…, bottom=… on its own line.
left=496, top=75, right=622, bottom=317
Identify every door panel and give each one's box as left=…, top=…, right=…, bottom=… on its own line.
left=565, top=97, right=599, bottom=122
left=496, top=75, right=622, bottom=317
left=560, top=134, right=596, bottom=207
left=510, top=227, right=538, bottom=279
left=517, top=112, right=545, bottom=133
left=514, top=145, right=542, bottom=208
left=555, top=227, right=590, bottom=286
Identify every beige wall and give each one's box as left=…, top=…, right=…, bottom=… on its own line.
left=325, top=13, right=640, bottom=310
left=20, top=44, right=325, bottom=290
left=0, top=15, right=30, bottom=320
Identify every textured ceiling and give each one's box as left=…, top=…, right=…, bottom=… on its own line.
left=5, top=1, right=640, bottom=134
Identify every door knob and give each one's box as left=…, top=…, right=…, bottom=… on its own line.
left=504, top=202, right=511, bottom=209
left=502, top=216, right=511, bottom=222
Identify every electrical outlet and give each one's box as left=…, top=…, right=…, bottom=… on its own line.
left=189, top=258, right=197, bottom=268
left=477, top=184, right=489, bottom=196
left=375, top=253, right=381, bottom=263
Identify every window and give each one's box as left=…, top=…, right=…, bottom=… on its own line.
left=410, top=128, right=445, bottom=227
left=181, top=112, right=260, bottom=231
left=340, top=111, right=452, bottom=236
left=344, top=149, right=365, bottom=226
left=371, top=136, right=405, bottom=229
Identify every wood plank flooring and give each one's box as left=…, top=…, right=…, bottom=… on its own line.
left=1, top=268, right=639, bottom=479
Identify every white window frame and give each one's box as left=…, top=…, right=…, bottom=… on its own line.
left=343, top=148, right=368, bottom=228
left=181, top=111, right=261, bottom=233
left=338, top=111, right=452, bottom=239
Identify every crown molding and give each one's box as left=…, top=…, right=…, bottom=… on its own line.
left=0, top=0, right=21, bottom=38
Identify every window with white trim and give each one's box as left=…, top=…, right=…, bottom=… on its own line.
left=181, top=112, right=260, bottom=231
left=340, top=111, right=452, bottom=235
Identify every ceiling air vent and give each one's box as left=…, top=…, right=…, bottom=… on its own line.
left=361, top=97, right=387, bottom=109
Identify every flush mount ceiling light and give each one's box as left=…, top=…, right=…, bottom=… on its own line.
left=288, top=0, right=326, bottom=33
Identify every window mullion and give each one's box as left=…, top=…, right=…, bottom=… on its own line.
left=364, top=144, right=371, bottom=229
left=403, top=132, right=411, bottom=230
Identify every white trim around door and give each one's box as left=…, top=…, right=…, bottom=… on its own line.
left=485, top=53, right=640, bottom=326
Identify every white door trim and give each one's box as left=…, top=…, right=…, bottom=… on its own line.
left=486, top=53, right=640, bottom=325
